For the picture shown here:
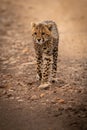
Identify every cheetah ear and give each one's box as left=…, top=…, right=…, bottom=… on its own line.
left=47, top=24, right=53, bottom=31
left=31, top=22, right=36, bottom=28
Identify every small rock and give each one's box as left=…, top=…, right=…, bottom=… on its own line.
left=31, top=95, right=38, bottom=100
left=58, top=99, right=65, bottom=104
left=51, top=100, right=56, bottom=104
left=16, top=97, right=20, bottom=99
left=40, top=93, right=45, bottom=98
left=56, top=97, right=61, bottom=100
left=17, top=99, right=24, bottom=102
left=41, top=102, right=47, bottom=106
left=46, top=99, right=49, bottom=103
left=8, top=89, right=14, bottom=92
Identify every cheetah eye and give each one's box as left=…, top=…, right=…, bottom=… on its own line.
left=34, top=32, right=37, bottom=35
left=42, top=32, right=45, bottom=35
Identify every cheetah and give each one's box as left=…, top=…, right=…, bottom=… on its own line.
left=32, top=21, right=59, bottom=89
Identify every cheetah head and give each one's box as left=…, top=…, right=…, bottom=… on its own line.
left=31, top=23, right=52, bottom=45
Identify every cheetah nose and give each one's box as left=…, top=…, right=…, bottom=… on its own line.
left=37, top=39, right=41, bottom=42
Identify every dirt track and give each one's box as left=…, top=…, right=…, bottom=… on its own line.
left=0, top=0, right=87, bottom=130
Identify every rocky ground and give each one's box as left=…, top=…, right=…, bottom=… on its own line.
left=0, top=0, right=87, bottom=130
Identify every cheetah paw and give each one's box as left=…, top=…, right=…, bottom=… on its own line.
left=38, top=83, right=51, bottom=90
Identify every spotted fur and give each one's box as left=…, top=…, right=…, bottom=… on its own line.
left=32, top=21, right=59, bottom=88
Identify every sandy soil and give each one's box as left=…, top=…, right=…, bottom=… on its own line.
left=0, top=0, right=87, bottom=130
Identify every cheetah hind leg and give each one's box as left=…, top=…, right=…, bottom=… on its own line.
left=51, top=46, right=58, bottom=83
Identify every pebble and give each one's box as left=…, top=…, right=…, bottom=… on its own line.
left=31, top=95, right=38, bottom=100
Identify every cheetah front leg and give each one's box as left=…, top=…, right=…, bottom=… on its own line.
left=38, top=53, right=52, bottom=89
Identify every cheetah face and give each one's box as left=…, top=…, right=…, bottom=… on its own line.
left=32, top=23, right=52, bottom=45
